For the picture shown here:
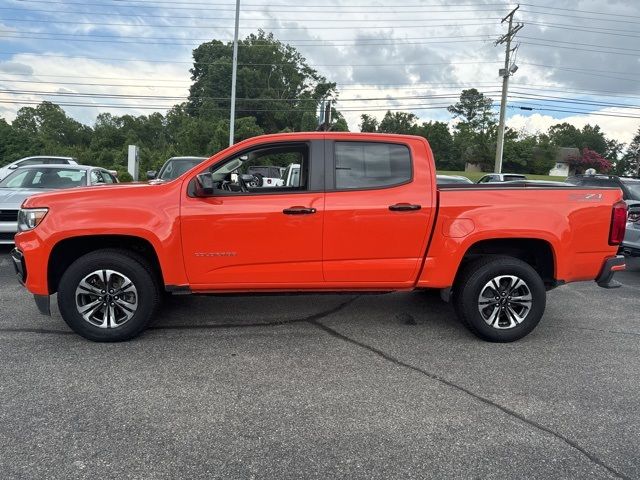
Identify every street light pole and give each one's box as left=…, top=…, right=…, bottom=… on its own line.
left=229, top=0, right=240, bottom=147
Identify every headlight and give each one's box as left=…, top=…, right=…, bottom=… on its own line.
left=17, top=208, right=49, bottom=232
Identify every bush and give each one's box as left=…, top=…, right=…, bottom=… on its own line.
left=116, top=170, right=134, bottom=182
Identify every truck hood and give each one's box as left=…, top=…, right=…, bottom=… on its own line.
left=0, top=188, right=54, bottom=209
left=21, top=181, right=166, bottom=208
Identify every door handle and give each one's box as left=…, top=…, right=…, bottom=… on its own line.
left=283, top=206, right=317, bottom=215
left=389, top=203, right=422, bottom=211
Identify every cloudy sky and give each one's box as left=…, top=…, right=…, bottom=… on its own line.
left=1, top=0, right=639, bottom=144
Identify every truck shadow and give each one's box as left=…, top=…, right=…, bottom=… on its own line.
left=151, top=290, right=459, bottom=333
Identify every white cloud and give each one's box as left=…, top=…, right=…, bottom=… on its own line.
left=507, top=111, right=640, bottom=146
left=1, top=0, right=639, bottom=146
left=0, top=54, right=191, bottom=124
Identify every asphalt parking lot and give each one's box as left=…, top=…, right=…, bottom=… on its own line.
left=0, top=246, right=639, bottom=480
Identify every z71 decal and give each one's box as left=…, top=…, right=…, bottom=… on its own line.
left=569, top=192, right=603, bottom=202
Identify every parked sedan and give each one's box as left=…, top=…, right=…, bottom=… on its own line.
left=436, top=174, right=474, bottom=185
left=0, top=156, right=78, bottom=181
left=0, top=165, right=117, bottom=244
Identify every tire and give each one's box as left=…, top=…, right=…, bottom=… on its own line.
left=57, top=248, right=160, bottom=342
left=453, top=256, right=546, bottom=342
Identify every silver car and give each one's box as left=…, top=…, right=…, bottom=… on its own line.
left=623, top=202, right=640, bottom=257
left=0, top=165, right=118, bottom=244
left=0, top=155, right=78, bottom=181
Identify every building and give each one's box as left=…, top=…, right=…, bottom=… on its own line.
left=549, top=147, right=579, bottom=177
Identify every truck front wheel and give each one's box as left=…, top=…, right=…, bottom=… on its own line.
left=57, top=249, right=160, bottom=342
left=453, top=256, right=546, bottom=342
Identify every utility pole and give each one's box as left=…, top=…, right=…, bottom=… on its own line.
left=229, top=0, right=241, bottom=147
left=494, top=4, right=523, bottom=173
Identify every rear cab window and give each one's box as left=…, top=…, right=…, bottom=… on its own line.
left=334, top=142, right=411, bottom=190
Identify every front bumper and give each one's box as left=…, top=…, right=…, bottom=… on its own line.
left=0, top=221, right=17, bottom=244
left=595, top=255, right=625, bottom=289
left=10, top=248, right=25, bottom=285
left=11, top=248, right=50, bottom=315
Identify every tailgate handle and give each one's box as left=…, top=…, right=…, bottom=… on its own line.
left=283, top=206, right=316, bottom=215
left=389, top=203, right=421, bottom=211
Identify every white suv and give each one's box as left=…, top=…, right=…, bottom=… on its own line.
left=0, top=156, right=78, bottom=181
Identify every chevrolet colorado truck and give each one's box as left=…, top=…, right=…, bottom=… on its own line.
left=11, top=132, right=627, bottom=342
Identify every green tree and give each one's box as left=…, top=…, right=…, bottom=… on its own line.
left=300, top=111, right=318, bottom=132
left=530, top=134, right=557, bottom=175
left=447, top=88, right=495, bottom=134
left=548, top=123, right=609, bottom=155
left=188, top=30, right=338, bottom=133
left=378, top=111, right=418, bottom=134
left=415, top=121, right=454, bottom=169
left=618, top=127, right=640, bottom=176
left=448, top=89, right=497, bottom=171
left=359, top=114, right=379, bottom=133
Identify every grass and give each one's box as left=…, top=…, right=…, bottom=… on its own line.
left=436, top=170, right=566, bottom=182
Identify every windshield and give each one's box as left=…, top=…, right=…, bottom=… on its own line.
left=0, top=167, right=86, bottom=189
left=158, top=158, right=204, bottom=180
left=621, top=179, right=640, bottom=200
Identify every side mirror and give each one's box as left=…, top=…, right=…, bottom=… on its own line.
left=9, top=164, right=18, bottom=170
left=194, top=173, right=215, bottom=196
left=146, top=170, right=157, bottom=180
left=240, top=174, right=255, bottom=183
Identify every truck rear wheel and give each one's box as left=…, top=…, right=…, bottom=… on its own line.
left=453, top=256, right=546, bottom=342
left=57, top=249, right=160, bottom=342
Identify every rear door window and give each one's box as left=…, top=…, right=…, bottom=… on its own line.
left=478, top=175, right=496, bottom=183
left=90, top=170, right=105, bottom=185
left=334, top=142, right=411, bottom=190
left=44, top=158, right=70, bottom=164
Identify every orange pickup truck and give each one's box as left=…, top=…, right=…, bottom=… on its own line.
left=11, top=132, right=626, bottom=342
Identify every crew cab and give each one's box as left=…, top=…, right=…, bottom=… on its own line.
left=11, top=133, right=626, bottom=342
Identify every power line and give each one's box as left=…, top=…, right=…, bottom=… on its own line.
left=9, top=0, right=639, bottom=21
left=520, top=8, right=640, bottom=25
left=520, top=63, right=636, bottom=77
left=2, top=65, right=638, bottom=92
left=6, top=84, right=640, bottom=111
left=0, top=52, right=502, bottom=68
left=0, top=30, right=494, bottom=43
left=9, top=3, right=640, bottom=28
left=519, top=36, right=640, bottom=54
left=526, top=21, right=640, bottom=37
left=0, top=5, right=510, bottom=18
left=4, top=74, right=640, bottom=102
left=509, top=104, right=640, bottom=120
left=0, top=88, right=504, bottom=102
left=520, top=2, right=640, bottom=20
left=0, top=33, right=493, bottom=48
left=521, top=41, right=640, bottom=57
left=0, top=16, right=501, bottom=29
left=0, top=98, right=461, bottom=112
left=509, top=92, right=640, bottom=110
left=3, top=29, right=635, bottom=56
left=4, top=97, right=640, bottom=119
left=9, top=0, right=511, bottom=11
